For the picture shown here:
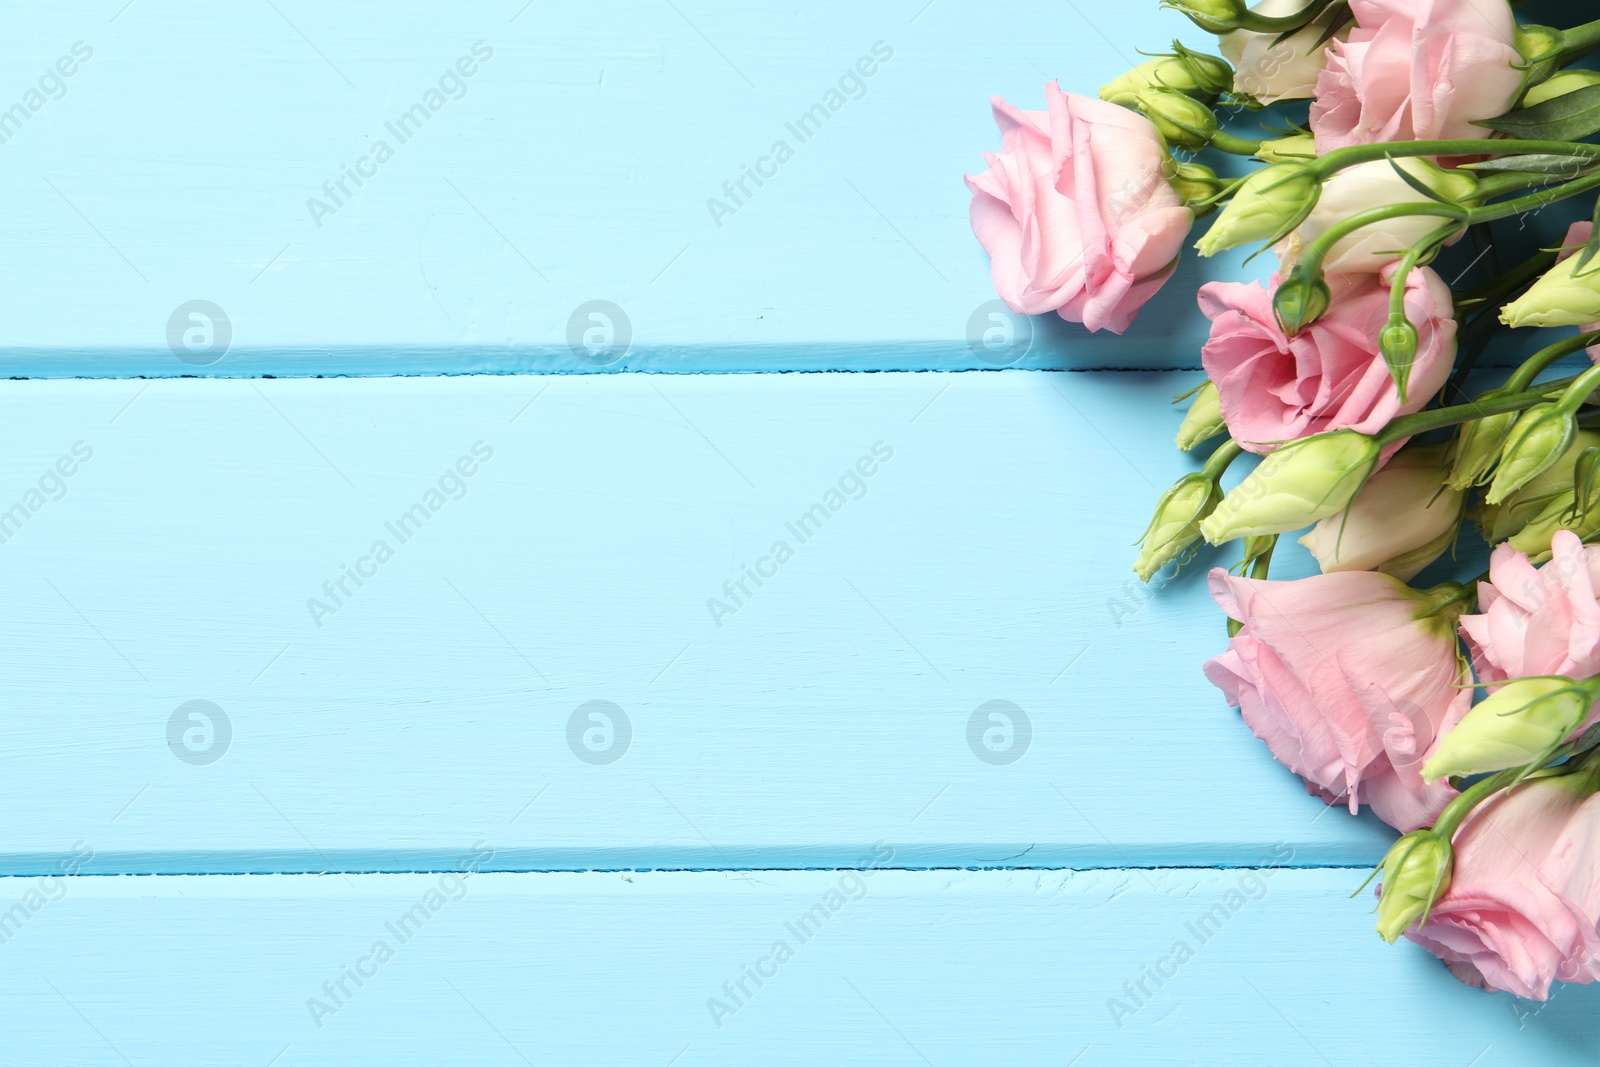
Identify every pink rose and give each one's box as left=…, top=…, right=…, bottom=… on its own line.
left=1199, top=264, right=1457, bottom=453
left=1406, top=769, right=1600, bottom=1000
left=1556, top=221, right=1600, bottom=361
left=966, top=82, right=1193, bottom=334
left=1205, top=568, right=1468, bottom=831
left=1459, top=531, right=1600, bottom=738
left=1310, top=0, right=1523, bottom=153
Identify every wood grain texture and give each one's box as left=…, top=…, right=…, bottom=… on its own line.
left=0, top=868, right=1592, bottom=1065
left=0, top=370, right=1408, bottom=874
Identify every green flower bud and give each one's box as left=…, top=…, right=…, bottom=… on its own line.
left=1176, top=380, right=1226, bottom=451
left=1174, top=45, right=1234, bottom=98
left=1379, top=315, right=1419, bottom=401
left=1255, top=134, right=1315, bottom=164
left=1101, top=59, right=1196, bottom=107
left=1374, top=831, right=1453, bottom=943
left=1475, top=431, right=1600, bottom=556
left=1273, top=268, right=1331, bottom=336
left=1504, top=492, right=1600, bottom=562
left=1101, top=45, right=1235, bottom=107
left=1134, top=88, right=1219, bottom=151
left=1446, top=407, right=1517, bottom=490
left=1522, top=69, right=1600, bottom=109
left=1134, top=473, right=1221, bottom=581
left=1195, top=163, right=1320, bottom=257
left=1422, top=676, right=1598, bottom=782
left=1200, top=430, right=1380, bottom=543
left=1516, top=24, right=1563, bottom=87
left=1165, top=0, right=1249, bottom=34
left=1501, top=255, right=1600, bottom=329
left=1486, top=404, right=1577, bottom=505
left=1167, top=161, right=1227, bottom=213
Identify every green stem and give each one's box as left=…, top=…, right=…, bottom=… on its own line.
left=1555, top=363, right=1600, bottom=414
left=1231, top=0, right=1336, bottom=33
left=1474, top=167, right=1600, bottom=202
left=1377, top=376, right=1581, bottom=444
left=1297, top=205, right=1465, bottom=280
left=1202, top=439, right=1243, bottom=480
left=1469, top=170, right=1600, bottom=223
left=1210, top=131, right=1264, bottom=156
left=1559, top=17, right=1600, bottom=61
left=1506, top=331, right=1600, bottom=393
left=1433, top=766, right=1524, bottom=840
left=1312, top=140, right=1600, bottom=179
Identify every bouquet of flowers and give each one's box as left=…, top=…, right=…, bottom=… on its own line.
left=965, top=0, right=1600, bottom=1000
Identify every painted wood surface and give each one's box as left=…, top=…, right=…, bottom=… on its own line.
left=8, top=0, right=1596, bottom=1053
left=0, top=370, right=1407, bottom=875
left=0, top=868, right=1593, bottom=1065
left=0, top=0, right=1268, bottom=375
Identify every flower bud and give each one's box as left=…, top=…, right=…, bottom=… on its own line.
left=1486, top=404, right=1577, bottom=505
left=1166, top=0, right=1250, bottom=34
left=1195, top=163, right=1319, bottom=256
left=1254, top=134, right=1315, bottom=164
left=1379, top=315, right=1419, bottom=399
left=1298, top=443, right=1463, bottom=581
left=1504, top=493, right=1600, bottom=562
left=1422, top=676, right=1598, bottom=782
left=1135, top=473, right=1221, bottom=581
left=1516, top=24, right=1563, bottom=87
left=1102, top=44, right=1235, bottom=105
left=1174, top=45, right=1234, bottom=97
left=1374, top=831, right=1453, bottom=943
left=1176, top=380, right=1226, bottom=451
left=1101, top=59, right=1199, bottom=107
left=1133, top=88, right=1219, bottom=151
left=1200, top=430, right=1380, bottom=542
left=1166, top=161, right=1226, bottom=212
left=1272, top=268, right=1331, bottom=335
left=1522, top=69, right=1600, bottom=109
left=1501, top=254, right=1600, bottom=329
left=1445, top=407, right=1516, bottom=490
left=1475, top=431, right=1600, bottom=556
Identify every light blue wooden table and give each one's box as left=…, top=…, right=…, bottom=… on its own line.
left=2, top=2, right=1595, bottom=1063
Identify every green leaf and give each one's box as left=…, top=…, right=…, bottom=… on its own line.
left=1563, top=447, right=1600, bottom=524
left=1476, top=84, right=1600, bottom=141
left=1462, top=154, right=1599, bottom=175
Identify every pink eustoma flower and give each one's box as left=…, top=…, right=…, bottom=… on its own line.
left=1310, top=0, right=1523, bottom=153
left=966, top=81, right=1193, bottom=334
left=1459, top=531, right=1600, bottom=736
left=1407, top=769, right=1600, bottom=1000
left=1199, top=265, right=1456, bottom=453
left=1205, top=568, right=1468, bottom=831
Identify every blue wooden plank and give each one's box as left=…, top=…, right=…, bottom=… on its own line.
left=0, top=868, right=1592, bottom=1064
left=0, top=370, right=1401, bottom=874
left=0, top=1, right=1268, bottom=376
